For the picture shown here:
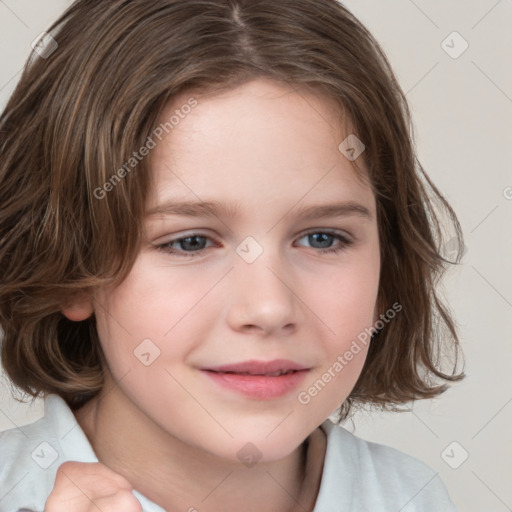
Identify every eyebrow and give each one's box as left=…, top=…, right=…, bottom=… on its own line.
left=146, top=199, right=372, bottom=221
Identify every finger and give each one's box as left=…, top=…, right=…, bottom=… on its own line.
left=46, top=461, right=136, bottom=511
left=93, top=490, right=143, bottom=512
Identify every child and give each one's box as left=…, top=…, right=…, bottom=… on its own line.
left=0, top=0, right=465, bottom=511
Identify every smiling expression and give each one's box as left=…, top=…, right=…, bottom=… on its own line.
left=67, top=77, right=381, bottom=462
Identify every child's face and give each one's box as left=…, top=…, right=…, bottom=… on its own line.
left=74, top=78, right=380, bottom=461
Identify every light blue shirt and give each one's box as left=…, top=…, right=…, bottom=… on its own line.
left=0, top=394, right=457, bottom=511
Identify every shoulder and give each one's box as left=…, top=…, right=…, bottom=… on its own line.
left=0, top=394, right=98, bottom=512
left=315, top=420, right=458, bottom=512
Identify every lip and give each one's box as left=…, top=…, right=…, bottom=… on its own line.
left=200, top=359, right=310, bottom=400
left=201, top=359, right=309, bottom=375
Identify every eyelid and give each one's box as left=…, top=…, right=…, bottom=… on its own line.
left=296, top=228, right=353, bottom=242
left=152, top=227, right=353, bottom=246
left=151, top=229, right=215, bottom=245
left=154, top=227, right=355, bottom=258
left=294, top=230, right=354, bottom=254
left=152, top=230, right=220, bottom=257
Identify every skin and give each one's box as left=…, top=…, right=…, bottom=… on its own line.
left=62, top=78, right=381, bottom=512
left=46, top=462, right=142, bottom=512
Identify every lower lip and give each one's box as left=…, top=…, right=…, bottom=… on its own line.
left=201, top=369, right=309, bottom=399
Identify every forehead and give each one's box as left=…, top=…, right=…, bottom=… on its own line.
left=147, top=78, right=373, bottom=214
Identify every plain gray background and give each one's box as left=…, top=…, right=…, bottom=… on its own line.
left=0, top=1, right=511, bottom=511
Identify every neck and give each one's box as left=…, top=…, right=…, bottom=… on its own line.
left=74, top=381, right=326, bottom=512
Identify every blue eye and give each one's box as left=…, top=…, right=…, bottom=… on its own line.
left=155, top=231, right=352, bottom=258
left=295, top=231, right=352, bottom=254
left=157, top=235, right=213, bottom=255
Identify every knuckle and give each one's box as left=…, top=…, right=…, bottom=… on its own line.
left=98, top=490, right=142, bottom=512
left=44, top=495, right=59, bottom=511
left=45, top=493, right=71, bottom=512
left=54, top=460, right=87, bottom=479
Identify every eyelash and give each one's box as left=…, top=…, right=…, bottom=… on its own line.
left=155, top=230, right=353, bottom=258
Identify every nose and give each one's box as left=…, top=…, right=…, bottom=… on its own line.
left=225, top=247, right=298, bottom=336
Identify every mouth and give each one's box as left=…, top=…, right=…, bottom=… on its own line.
left=201, top=359, right=309, bottom=375
left=206, top=369, right=300, bottom=377
left=200, top=359, right=310, bottom=399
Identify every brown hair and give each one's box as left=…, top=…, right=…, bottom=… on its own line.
left=0, top=0, right=464, bottom=419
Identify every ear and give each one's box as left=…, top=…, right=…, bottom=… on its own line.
left=61, top=296, right=94, bottom=322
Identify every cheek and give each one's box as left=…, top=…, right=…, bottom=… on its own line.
left=304, top=250, right=379, bottom=397
left=313, top=256, right=380, bottom=342
left=92, top=256, right=217, bottom=373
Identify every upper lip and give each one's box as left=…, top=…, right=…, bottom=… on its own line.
left=201, top=359, right=309, bottom=375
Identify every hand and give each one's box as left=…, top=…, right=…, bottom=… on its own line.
left=45, top=461, right=143, bottom=512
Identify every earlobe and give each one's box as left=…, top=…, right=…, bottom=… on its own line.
left=61, top=298, right=94, bottom=322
